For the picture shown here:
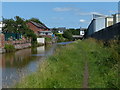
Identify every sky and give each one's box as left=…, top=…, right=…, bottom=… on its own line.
left=2, top=2, right=118, bottom=28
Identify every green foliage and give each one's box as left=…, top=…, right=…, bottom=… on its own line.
left=3, top=16, right=37, bottom=45
left=15, top=40, right=84, bottom=88
left=55, top=34, right=66, bottom=42
left=63, top=30, right=73, bottom=40
left=26, top=17, right=45, bottom=25
left=45, top=37, right=52, bottom=42
left=15, top=38, right=119, bottom=88
left=3, top=18, right=16, bottom=33
left=5, top=44, right=15, bottom=53
left=52, top=28, right=58, bottom=34
left=81, top=38, right=119, bottom=88
left=66, top=28, right=80, bottom=35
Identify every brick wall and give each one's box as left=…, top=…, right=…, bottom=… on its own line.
left=0, top=33, right=5, bottom=48
left=27, top=22, right=49, bottom=36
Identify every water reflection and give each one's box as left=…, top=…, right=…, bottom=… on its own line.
left=57, top=41, right=74, bottom=45
left=1, top=45, right=54, bottom=88
left=1, top=42, right=72, bottom=88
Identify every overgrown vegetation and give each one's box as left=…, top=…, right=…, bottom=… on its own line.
left=45, top=37, right=52, bottom=42
left=55, top=34, right=67, bottom=42
left=52, top=28, right=86, bottom=42
left=5, top=44, right=15, bottom=53
left=79, top=38, right=119, bottom=88
left=66, top=28, right=81, bottom=35
left=15, top=38, right=119, bottom=88
left=3, top=16, right=38, bottom=46
left=63, top=30, right=73, bottom=41
left=44, top=37, right=53, bottom=44
left=15, top=40, right=85, bottom=88
left=26, top=18, right=45, bottom=26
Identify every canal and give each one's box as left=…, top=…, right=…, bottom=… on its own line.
left=1, top=41, right=73, bottom=88
left=2, top=44, right=57, bottom=88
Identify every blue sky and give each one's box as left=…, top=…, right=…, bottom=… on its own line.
left=2, top=2, right=118, bottom=28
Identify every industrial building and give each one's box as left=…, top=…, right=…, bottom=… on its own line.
left=86, top=13, right=120, bottom=36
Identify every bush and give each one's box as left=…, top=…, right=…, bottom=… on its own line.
left=45, top=37, right=52, bottom=42
left=55, top=34, right=66, bottom=42
left=87, top=38, right=119, bottom=88
left=5, top=44, right=15, bottom=53
left=63, top=30, right=73, bottom=41
left=15, top=38, right=120, bottom=88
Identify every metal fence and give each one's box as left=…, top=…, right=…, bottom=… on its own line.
left=3, top=33, right=22, bottom=41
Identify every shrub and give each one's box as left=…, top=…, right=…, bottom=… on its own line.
left=5, top=44, right=15, bottom=53
left=45, top=37, right=52, bottom=42
left=63, top=30, right=73, bottom=41
left=55, top=34, right=66, bottom=42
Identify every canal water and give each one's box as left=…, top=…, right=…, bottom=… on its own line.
left=1, top=41, right=73, bottom=88
left=1, top=44, right=57, bottom=88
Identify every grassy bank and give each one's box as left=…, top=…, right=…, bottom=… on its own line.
left=15, top=38, right=119, bottom=88
left=4, top=44, right=15, bottom=53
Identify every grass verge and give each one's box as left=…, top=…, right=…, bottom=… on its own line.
left=15, top=38, right=119, bottom=88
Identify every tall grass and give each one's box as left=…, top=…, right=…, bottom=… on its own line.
left=80, top=38, right=119, bottom=88
left=15, top=38, right=119, bottom=88
left=15, top=40, right=85, bottom=88
left=5, top=44, right=15, bottom=53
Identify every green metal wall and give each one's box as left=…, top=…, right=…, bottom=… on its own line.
left=3, top=33, right=22, bottom=41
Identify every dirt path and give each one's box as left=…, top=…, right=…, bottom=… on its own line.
left=83, top=61, right=89, bottom=88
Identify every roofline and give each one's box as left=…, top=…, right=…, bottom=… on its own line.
left=29, top=21, right=49, bottom=29
left=87, top=19, right=95, bottom=30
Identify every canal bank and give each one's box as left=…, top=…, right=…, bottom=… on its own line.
left=15, top=39, right=119, bottom=88
left=2, top=41, right=73, bottom=88
left=2, top=44, right=58, bottom=88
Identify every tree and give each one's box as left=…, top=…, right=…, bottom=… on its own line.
left=2, top=18, right=16, bottom=33
left=14, top=16, right=26, bottom=33
left=52, top=28, right=58, bottom=34
left=26, top=18, right=45, bottom=25
left=63, top=30, right=73, bottom=40
left=66, top=28, right=80, bottom=35
left=3, top=16, right=37, bottom=45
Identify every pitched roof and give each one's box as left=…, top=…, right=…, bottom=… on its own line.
left=30, top=21, right=49, bottom=29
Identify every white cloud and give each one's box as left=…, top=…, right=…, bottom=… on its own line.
left=90, top=12, right=102, bottom=15
left=109, top=10, right=118, bottom=13
left=53, top=7, right=104, bottom=17
left=53, top=7, right=79, bottom=12
left=79, top=19, right=86, bottom=23
left=53, top=7, right=73, bottom=12
left=52, top=17, right=64, bottom=20
left=77, top=12, right=105, bottom=16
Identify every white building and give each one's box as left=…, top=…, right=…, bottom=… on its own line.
left=105, top=17, right=113, bottom=27
left=80, top=28, right=85, bottom=36
left=0, top=22, right=2, bottom=33
left=87, top=14, right=114, bottom=36
left=37, top=38, right=45, bottom=44
left=87, top=16, right=106, bottom=36
left=57, top=27, right=66, bottom=34
left=113, top=13, right=120, bottom=24
left=38, top=31, right=53, bottom=36
left=86, top=5, right=120, bottom=36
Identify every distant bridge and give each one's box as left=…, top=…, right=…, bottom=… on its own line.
left=72, top=35, right=84, bottom=39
